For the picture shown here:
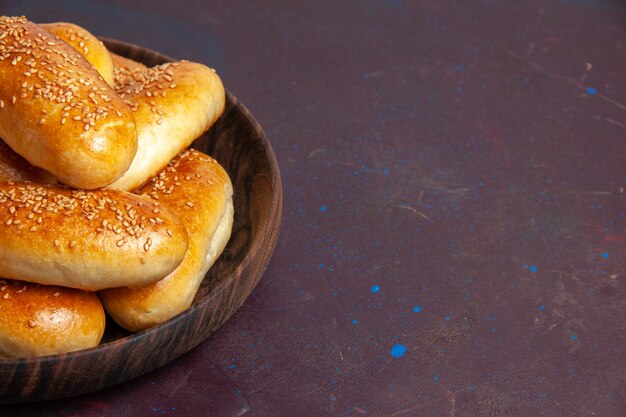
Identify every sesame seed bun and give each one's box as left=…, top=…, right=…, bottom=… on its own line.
left=0, top=16, right=137, bottom=189
left=0, top=181, right=189, bottom=291
left=100, top=149, right=233, bottom=331
left=0, top=279, right=105, bottom=358
left=106, top=60, right=225, bottom=191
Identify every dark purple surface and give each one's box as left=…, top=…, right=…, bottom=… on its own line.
left=2, top=1, right=625, bottom=416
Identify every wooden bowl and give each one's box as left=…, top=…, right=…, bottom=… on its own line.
left=0, top=39, right=282, bottom=404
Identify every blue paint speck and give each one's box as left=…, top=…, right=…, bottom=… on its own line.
left=371, top=285, right=381, bottom=293
left=467, top=386, right=476, bottom=391
left=434, top=374, right=440, bottom=382
left=601, top=252, right=609, bottom=259
left=320, top=205, right=327, bottom=212
left=536, top=304, right=545, bottom=311
left=571, top=335, right=578, bottom=341
left=444, top=315, right=451, bottom=321
left=352, top=319, right=359, bottom=325
left=586, top=87, right=597, bottom=95
left=390, top=344, right=407, bottom=358
left=413, top=305, right=422, bottom=313
left=529, top=265, right=538, bottom=273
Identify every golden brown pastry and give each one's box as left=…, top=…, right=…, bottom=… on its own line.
left=0, top=181, right=189, bottom=291
left=0, top=279, right=105, bottom=358
left=40, top=22, right=115, bottom=86
left=110, top=52, right=148, bottom=89
left=0, top=16, right=137, bottom=189
left=100, top=149, right=233, bottom=331
left=106, top=61, right=225, bottom=191
left=0, top=139, right=55, bottom=183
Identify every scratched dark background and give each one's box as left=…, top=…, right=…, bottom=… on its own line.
left=1, top=0, right=625, bottom=416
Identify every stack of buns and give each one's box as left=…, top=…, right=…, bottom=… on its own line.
left=0, top=16, right=233, bottom=357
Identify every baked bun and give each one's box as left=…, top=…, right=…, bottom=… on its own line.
left=111, top=52, right=148, bottom=89
left=100, top=149, right=233, bottom=331
left=0, top=139, right=56, bottom=183
left=106, top=61, right=225, bottom=191
left=40, top=22, right=115, bottom=86
left=0, top=279, right=105, bottom=358
left=0, top=16, right=137, bottom=189
left=0, top=181, right=189, bottom=290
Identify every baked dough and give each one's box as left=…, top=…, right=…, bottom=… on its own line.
left=0, top=139, right=56, bottom=183
left=0, top=181, right=189, bottom=290
left=110, top=52, right=148, bottom=89
left=106, top=61, right=225, bottom=191
left=0, top=279, right=105, bottom=358
left=40, top=22, right=115, bottom=86
left=100, top=149, right=233, bottom=331
left=0, top=16, right=137, bottom=189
